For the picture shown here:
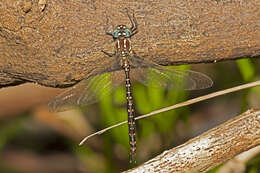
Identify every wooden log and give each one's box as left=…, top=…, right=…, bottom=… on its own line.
left=0, top=0, right=259, bottom=88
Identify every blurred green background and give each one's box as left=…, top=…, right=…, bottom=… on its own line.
left=0, top=58, right=259, bottom=173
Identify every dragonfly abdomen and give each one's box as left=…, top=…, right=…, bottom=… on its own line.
left=124, top=66, right=137, bottom=163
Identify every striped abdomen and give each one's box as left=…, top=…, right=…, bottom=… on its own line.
left=124, top=65, right=137, bottom=163
left=117, top=37, right=136, bottom=163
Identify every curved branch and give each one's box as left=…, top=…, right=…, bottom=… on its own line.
left=0, top=0, right=259, bottom=88
left=124, top=109, right=260, bottom=173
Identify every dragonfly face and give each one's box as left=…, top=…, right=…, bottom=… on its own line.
left=112, top=25, right=131, bottom=39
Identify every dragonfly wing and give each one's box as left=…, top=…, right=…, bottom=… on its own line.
left=48, top=73, right=116, bottom=112
left=48, top=56, right=124, bottom=112
left=129, top=55, right=213, bottom=90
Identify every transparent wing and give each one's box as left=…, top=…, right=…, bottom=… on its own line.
left=129, top=56, right=213, bottom=90
left=48, top=74, right=112, bottom=112
left=48, top=56, right=124, bottom=112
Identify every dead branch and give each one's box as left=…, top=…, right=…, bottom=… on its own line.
left=0, top=0, right=259, bottom=88
left=124, top=109, right=260, bottom=173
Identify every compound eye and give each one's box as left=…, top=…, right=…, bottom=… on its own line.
left=124, top=29, right=131, bottom=37
left=113, top=29, right=120, bottom=38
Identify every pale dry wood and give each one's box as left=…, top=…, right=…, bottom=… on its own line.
left=216, top=146, right=260, bottom=173
left=124, top=109, right=260, bottom=173
left=0, top=0, right=259, bottom=88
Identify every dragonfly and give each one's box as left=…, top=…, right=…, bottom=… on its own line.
left=48, top=9, right=213, bottom=163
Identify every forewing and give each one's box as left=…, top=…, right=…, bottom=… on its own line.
left=48, top=55, right=125, bottom=112
left=129, top=56, right=213, bottom=90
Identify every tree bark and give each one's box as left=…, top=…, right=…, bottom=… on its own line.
left=216, top=146, right=260, bottom=173
left=0, top=0, right=259, bottom=88
left=124, top=109, right=260, bottom=173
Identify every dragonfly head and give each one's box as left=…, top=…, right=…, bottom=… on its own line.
left=112, top=25, right=131, bottom=39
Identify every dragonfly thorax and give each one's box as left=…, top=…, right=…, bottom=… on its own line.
left=115, top=38, right=132, bottom=57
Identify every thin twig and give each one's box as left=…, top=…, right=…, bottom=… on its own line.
left=79, top=80, right=260, bottom=146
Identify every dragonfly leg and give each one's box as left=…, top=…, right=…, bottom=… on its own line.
left=130, top=30, right=138, bottom=37
left=105, top=16, right=113, bottom=36
left=125, top=8, right=138, bottom=35
left=101, top=50, right=115, bottom=57
left=131, top=12, right=138, bottom=33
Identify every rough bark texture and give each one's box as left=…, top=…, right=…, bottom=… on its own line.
left=216, top=146, right=260, bottom=173
left=124, top=109, right=260, bottom=173
left=0, top=0, right=259, bottom=88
